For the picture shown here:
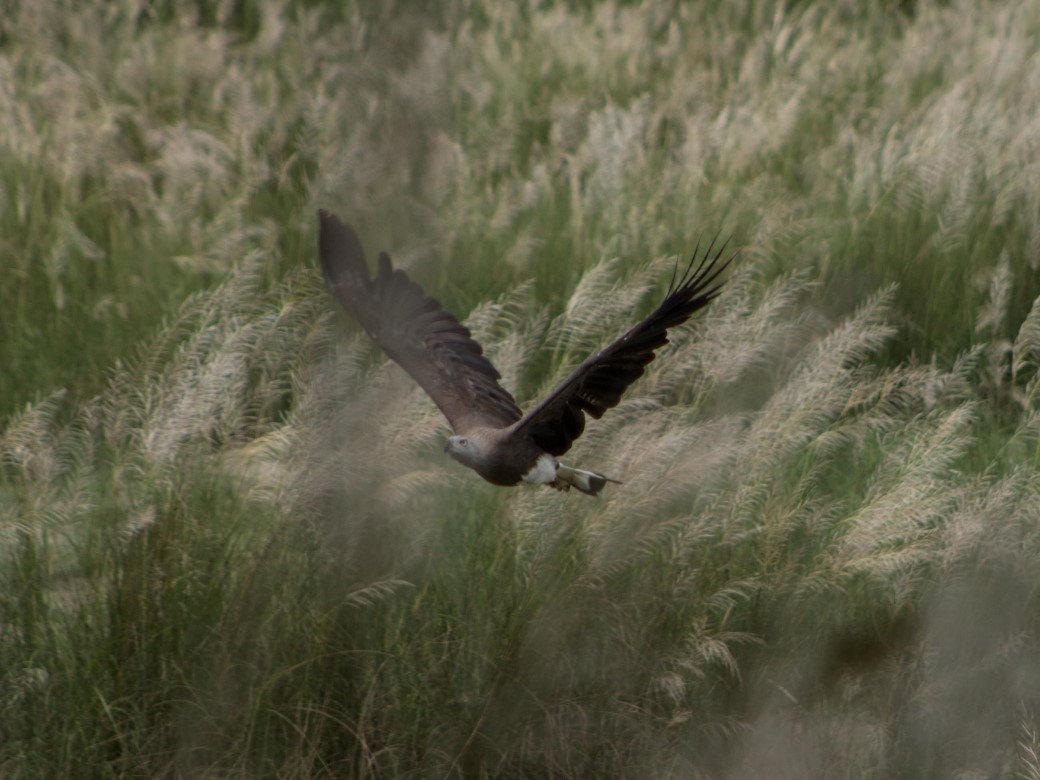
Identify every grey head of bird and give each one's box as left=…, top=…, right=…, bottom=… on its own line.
left=443, top=434, right=489, bottom=469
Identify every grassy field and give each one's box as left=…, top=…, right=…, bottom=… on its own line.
left=4, top=0, right=1040, bottom=776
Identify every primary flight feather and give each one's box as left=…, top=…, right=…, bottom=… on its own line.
left=318, top=210, right=730, bottom=496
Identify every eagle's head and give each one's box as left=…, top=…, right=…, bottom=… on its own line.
left=443, top=435, right=487, bottom=469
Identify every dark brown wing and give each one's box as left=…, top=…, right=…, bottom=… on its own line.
left=318, top=210, right=522, bottom=433
left=510, top=239, right=732, bottom=456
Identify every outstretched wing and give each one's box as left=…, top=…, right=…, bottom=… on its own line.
left=318, top=210, right=522, bottom=433
left=510, top=240, right=732, bottom=456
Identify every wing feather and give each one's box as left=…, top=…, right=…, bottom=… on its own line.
left=510, top=239, right=732, bottom=456
left=318, top=211, right=522, bottom=433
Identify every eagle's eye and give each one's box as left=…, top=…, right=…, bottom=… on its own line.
left=459, top=438, right=468, bottom=447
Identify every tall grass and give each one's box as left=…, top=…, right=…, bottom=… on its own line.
left=4, top=0, right=1040, bottom=776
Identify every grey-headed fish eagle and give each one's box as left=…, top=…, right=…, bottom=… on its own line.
left=318, top=211, right=730, bottom=496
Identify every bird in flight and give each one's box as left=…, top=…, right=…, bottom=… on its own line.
left=318, top=210, right=730, bottom=496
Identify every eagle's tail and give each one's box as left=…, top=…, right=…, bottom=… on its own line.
left=555, top=464, right=621, bottom=496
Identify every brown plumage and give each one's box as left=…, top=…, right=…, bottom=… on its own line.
left=318, top=210, right=730, bottom=496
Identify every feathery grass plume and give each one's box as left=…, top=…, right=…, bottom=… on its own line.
left=1013, top=296, right=1040, bottom=403
left=660, top=265, right=819, bottom=405
left=1018, top=719, right=1040, bottom=780
left=0, top=393, right=78, bottom=545
left=835, top=404, right=975, bottom=572
left=712, top=286, right=897, bottom=533
left=542, top=255, right=664, bottom=374
left=977, top=251, right=1015, bottom=339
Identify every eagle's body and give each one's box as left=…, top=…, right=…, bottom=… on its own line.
left=318, top=210, right=729, bottom=496
left=442, top=426, right=605, bottom=493
left=444, top=426, right=542, bottom=487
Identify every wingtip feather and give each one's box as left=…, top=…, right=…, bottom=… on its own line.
left=317, top=210, right=370, bottom=294
left=667, top=235, right=736, bottom=313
